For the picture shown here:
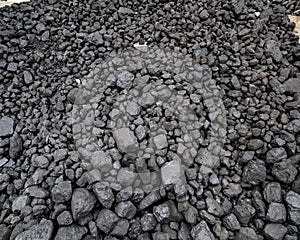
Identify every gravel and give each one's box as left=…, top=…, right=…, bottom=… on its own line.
left=0, top=0, right=300, bottom=239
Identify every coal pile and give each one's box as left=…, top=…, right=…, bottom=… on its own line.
left=0, top=0, right=300, bottom=239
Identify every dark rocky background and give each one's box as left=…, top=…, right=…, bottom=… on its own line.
left=0, top=0, right=300, bottom=239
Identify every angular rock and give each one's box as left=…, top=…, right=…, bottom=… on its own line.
left=285, top=119, right=300, bottom=133
left=135, top=125, right=146, bottom=141
left=141, top=213, right=157, bottom=231
left=195, top=148, right=219, bottom=168
left=232, top=0, right=244, bottom=15
left=152, top=232, right=170, bottom=240
left=93, top=183, right=114, bottom=209
left=7, top=62, right=18, bottom=72
left=71, top=188, right=96, bottom=221
left=206, top=197, right=224, bottom=217
left=12, top=195, right=29, bottom=212
left=57, top=211, right=73, bottom=226
left=153, top=203, right=171, bottom=222
left=9, top=133, right=22, bottom=159
left=266, top=147, right=287, bottom=164
left=263, top=223, right=287, bottom=240
left=285, top=191, right=300, bottom=225
left=113, top=128, right=138, bottom=153
left=153, top=134, right=168, bottom=150
left=199, top=9, right=210, bottom=20
left=87, top=31, right=103, bottom=46
left=23, top=70, right=33, bottom=85
left=27, top=186, right=49, bottom=198
left=15, top=220, right=53, bottom=240
left=266, top=40, right=283, bottom=62
left=117, top=168, right=136, bottom=187
left=54, top=225, right=87, bottom=240
left=126, top=101, right=140, bottom=116
left=96, top=209, right=119, bottom=234
left=139, top=191, right=161, bottom=210
left=223, top=213, right=241, bottom=231
left=0, top=224, right=11, bottom=240
left=243, top=160, right=266, bottom=185
left=116, top=71, right=134, bottom=89
left=284, top=78, right=300, bottom=93
left=263, top=182, right=282, bottom=203
left=247, top=139, right=264, bottom=150
left=91, top=150, right=112, bottom=172
left=266, top=203, right=286, bottom=223
left=115, top=201, right=137, bottom=219
left=191, top=221, right=216, bottom=240
left=182, top=203, right=198, bottom=224
left=0, top=116, right=14, bottom=137
left=118, top=7, right=134, bottom=15
left=111, top=219, right=130, bottom=237
left=235, top=227, right=258, bottom=240
left=51, top=181, right=72, bottom=203
left=272, top=160, right=297, bottom=184
left=232, top=205, right=253, bottom=226
left=32, top=156, right=49, bottom=168
left=161, top=159, right=185, bottom=186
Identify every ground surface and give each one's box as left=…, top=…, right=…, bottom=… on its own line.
left=0, top=0, right=300, bottom=239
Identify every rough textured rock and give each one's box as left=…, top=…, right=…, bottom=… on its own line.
left=161, top=160, right=185, bottom=186
left=15, top=220, right=53, bottom=240
left=116, top=71, right=134, bottom=89
left=93, top=183, right=114, bottom=209
left=12, top=195, right=30, bottom=212
left=9, top=133, right=22, bottom=159
left=285, top=191, right=300, bottom=225
left=115, top=201, right=137, bottom=219
left=113, top=128, right=138, bottom=153
left=191, top=221, right=216, bottom=240
left=54, top=225, right=87, bottom=240
left=263, top=182, right=282, bottom=203
left=263, top=223, right=287, bottom=240
left=91, top=150, right=112, bottom=172
left=0, top=116, right=14, bottom=137
left=96, top=209, right=119, bottom=234
left=243, top=160, right=266, bottom=185
left=0, top=225, right=11, bottom=240
left=235, top=227, right=258, bottom=240
left=266, top=203, right=286, bottom=223
left=71, top=188, right=96, bottom=221
left=51, top=181, right=72, bottom=203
